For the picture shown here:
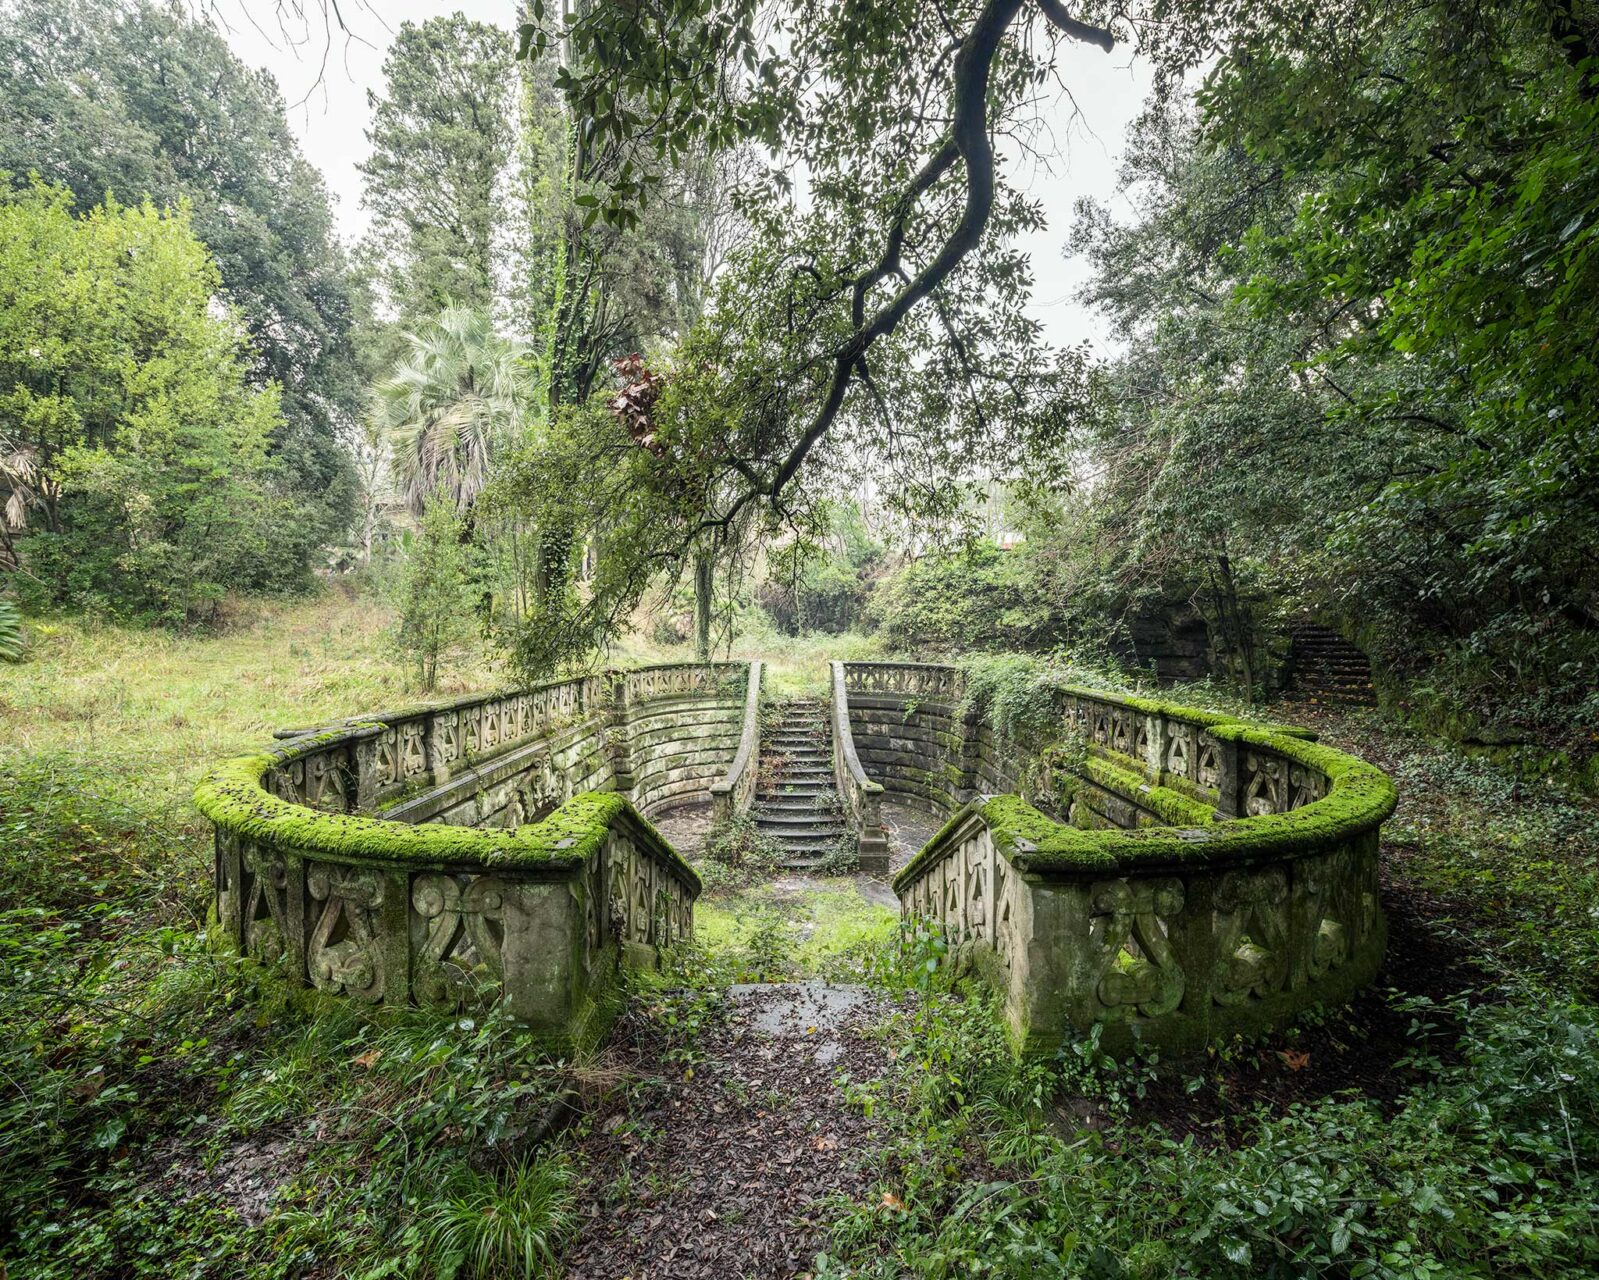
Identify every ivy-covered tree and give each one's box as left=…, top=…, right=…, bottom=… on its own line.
left=0, top=0, right=362, bottom=548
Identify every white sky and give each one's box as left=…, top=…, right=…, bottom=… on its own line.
left=210, top=1, right=1150, bottom=355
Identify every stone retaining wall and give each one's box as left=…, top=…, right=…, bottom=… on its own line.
left=197, top=665, right=749, bottom=1050
left=847, top=663, right=1396, bottom=1056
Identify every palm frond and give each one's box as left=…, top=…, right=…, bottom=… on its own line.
left=375, top=306, right=532, bottom=517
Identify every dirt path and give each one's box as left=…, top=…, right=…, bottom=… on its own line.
left=563, top=981, right=908, bottom=1279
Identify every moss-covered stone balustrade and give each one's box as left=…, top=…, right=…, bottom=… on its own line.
left=846, top=663, right=1397, bottom=1056
left=829, top=661, right=890, bottom=875
left=195, top=664, right=753, bottom=1051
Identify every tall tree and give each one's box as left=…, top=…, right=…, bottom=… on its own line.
left=360, top=14, right=515, bottom=327
left=0, top=0, right=362, bottom=547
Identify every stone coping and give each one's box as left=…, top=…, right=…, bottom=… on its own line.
left=196, top=729, right=701, bottom=893
left=710, top=660, right=764, bottom=812
left=194, top=664, right=754, bottom=895
left=889, top=682, right=1394, bottom=891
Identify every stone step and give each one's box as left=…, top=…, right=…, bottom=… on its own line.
left=755, top=793, right=831, bottom=809
left=756, top=810, right=845, bottom=829
left=775, top=848, right=850, bottom=866
left=760, top=833, right=849, bottom=850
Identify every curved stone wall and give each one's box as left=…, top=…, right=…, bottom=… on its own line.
left=197, top=665, right=752, bottom=1049
left=619, top=663, right=750, bottom=815
left=839, top=662, right=974, bottom=813
left=845, top=663, right=1396, bottom=1056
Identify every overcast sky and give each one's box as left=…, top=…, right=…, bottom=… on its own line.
left=211, top=1, right=1151, bottom=355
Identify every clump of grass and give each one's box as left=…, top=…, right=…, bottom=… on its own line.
left=423, top=1157, right=576, bottom=1280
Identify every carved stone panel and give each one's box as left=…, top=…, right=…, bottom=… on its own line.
left=241, top=842, right=290, bottom=968
left=1212, top=865, right=1291, bottom=1004
left=306, top=864, right=386, bottom=1002
left=1089, top=878, right=1186, bottom=1018
left=1242, top=753, right=1283, bottom=816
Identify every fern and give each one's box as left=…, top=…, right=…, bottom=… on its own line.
left=0, top=600, right=25, bottom=662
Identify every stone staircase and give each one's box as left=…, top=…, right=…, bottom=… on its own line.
left=1287, top=622, right=1378, bottom=707
left=752, top=699, right=849, bottom=868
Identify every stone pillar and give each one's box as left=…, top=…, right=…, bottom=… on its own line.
left=1214, top=735, right=1241, bottom=816
left=379, top=869, right=411, bottom=1007
left=857, top=782, right=890, bottom=877
left=353, top=736, right=380, bottom=812
left=1145, top=713, right=1168, bottom=783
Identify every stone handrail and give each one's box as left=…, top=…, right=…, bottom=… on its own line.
left=841, top=660, right=966, bottom=704
left=829, top=661, right=889, bottom=875
left=195, top=667, right=754, bottom=1050
left=867, top=667, right=1395, bottom=1056
left=710, top=660, right=764, bottom=824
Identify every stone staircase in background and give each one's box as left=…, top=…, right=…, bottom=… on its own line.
left=752, top=698, right=849, bottom=868
left=1287, top=622, right=1378, bottom=707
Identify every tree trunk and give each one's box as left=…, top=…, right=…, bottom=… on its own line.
left=693, top=551, right=713, bottom=662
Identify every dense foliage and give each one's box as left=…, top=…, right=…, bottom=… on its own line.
left=0, top=185, right=303, bottom=624
left=0, top=0, right=362, bottom=550
left=1041, top=1, right=1599, bottom=735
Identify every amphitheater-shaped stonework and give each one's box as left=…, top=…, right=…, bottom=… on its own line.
left=198, top=660, right=1395, bottom=1055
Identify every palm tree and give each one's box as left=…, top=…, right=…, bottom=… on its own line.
left=376, top=307, right=531, bottom=517
left=0, top=437, right=59, bottom=573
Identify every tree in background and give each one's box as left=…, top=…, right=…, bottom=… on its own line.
left=360, top=15, right=515, bottom=333
left=0, top=0, right=362, bottom=551
left=376, top=308, right=531, bottom=520
left=760, top=500, right=884, bottom=637
left=392, top=495, right=479, bottom=691
left=0, top=184, right=294, bottom=625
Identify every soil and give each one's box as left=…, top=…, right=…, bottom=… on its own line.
left=563, top=982, right=909, bottom=1279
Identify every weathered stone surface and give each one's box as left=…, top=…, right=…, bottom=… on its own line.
left=848, top=663, right=1394, bottom=1057
left=201, top=665, right=750, bottom=1051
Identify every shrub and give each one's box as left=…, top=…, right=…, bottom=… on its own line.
left=866, top=543, right=1052, bottom=654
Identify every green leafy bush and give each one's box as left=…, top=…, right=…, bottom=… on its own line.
left=1, top=183, right=318, bottom=626
left=867, top=543, right=1052, bottom=655
left=827, top=984, right=1599, bottom=1280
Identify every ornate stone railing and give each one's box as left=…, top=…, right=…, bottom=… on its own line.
left=859, top=665, right=1395, bottom=1056
left=829, top=661, right=889, bottom=874
left=711, top=661, right=764, bottom=824
left=196, top=666, right=752, bottom=1049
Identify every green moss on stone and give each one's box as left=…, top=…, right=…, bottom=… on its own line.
left=196, top=746, right=699, bottom=892
left=892, top=696, right=1394, bottom=894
